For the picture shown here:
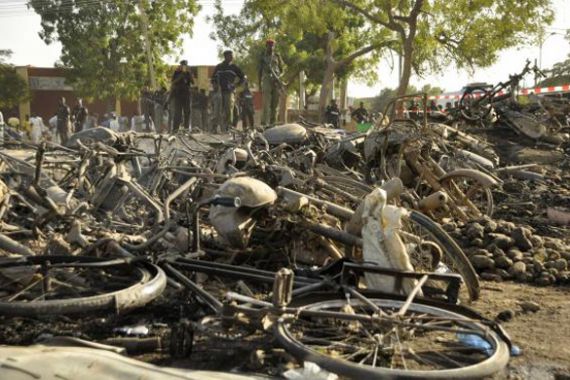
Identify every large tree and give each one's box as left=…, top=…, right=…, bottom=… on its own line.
left=211, top=0, right=393, bottom=120
left=0, top=50, right=30, bottom=110
left=334, top=0, right=554, bottom=96
left=29, top=0, right=199, bottom=101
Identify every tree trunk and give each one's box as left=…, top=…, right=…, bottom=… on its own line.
left=397, top=38, right=414, bottom=97
left=278, top=91, right=288, bottom=123
left=318, top=63, right=336, bottom=122
left=318, top=31, right=336, bottom=122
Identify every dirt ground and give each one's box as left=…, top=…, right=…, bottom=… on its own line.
left=473, top=281, right=570, bottom=379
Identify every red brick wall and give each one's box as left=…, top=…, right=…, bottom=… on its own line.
left=23, top=67, right=138, bottom=123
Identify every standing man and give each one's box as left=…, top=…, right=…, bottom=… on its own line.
left=191, top=88, right=209, bottom=132
left=56, top=97, right=71, bottom=144
left=153, top=87, right=167, bottom=133
left=325, top=99, right=340, bottom=128
left=351, top=102, right=369, bottom=124
left=170, top=60, right=193, bottom=134
left=141, top=87, right=154, bottom=132
left=238, top=79, right=255, bottom=131
left=258, top=39, right=282, bottom=126
left=211, top=50, right=245, bottom=133
left=209, top=83, right=222, bottom=133
left=72, top=98, right=88, bottom=133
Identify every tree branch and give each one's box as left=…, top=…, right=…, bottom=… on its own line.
left=331, top=0, right=385, bottom=25
left=337, top=41, right=388, bottom=68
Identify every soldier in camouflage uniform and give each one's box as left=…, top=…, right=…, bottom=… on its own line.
left=258, top=39, right=283, bottom=126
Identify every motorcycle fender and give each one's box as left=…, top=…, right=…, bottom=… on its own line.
left=439, top=169, right=498, bottom=188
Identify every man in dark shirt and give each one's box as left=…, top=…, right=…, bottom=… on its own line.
left=211, top=50, right=245, bottom=133
left=238, top=79, right=255, bottom=131
left=56, top=97, right=71, bottom=144
left=325, top=99, right=340, bottom=128
left=72, top=98, right=88, bottom=133
left=191, top=87, right=209, bottom=132
left=170, top=60, right=193, bottom=133
left=153, top=87, right=167, bottom=132
left=351, top=101, right=369, bottom=124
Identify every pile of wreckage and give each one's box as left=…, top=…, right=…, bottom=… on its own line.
left=0, top=70, right=568, bottom=379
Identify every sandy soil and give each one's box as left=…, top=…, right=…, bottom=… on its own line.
left=473, top=282, right=570, bottom=379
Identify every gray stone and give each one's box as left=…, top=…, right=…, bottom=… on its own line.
left=496, top=221, right=515, bottom=234
left=535, top=276, right=552, bottom=286
left=547, top=250, right=561, bottom=261
left=544, top=238, right=565, bottom=251
left=532, top=259, right=544, bottom=273
left=494, top=268, right=511, bottom=279
left=480, top=272, right=502, bottom=282
left=484, top=220, right=498, bottom=233
left=468, top=248, right=490, bottom=257
left=562, top=251, right=570, bottom=261
left=557, top=271, right=570, bottom=282
left=512, top=227, right=533, bottom=251
left=518, top=301, right=540, bottom=313
left=522, top=257, right=534, bottom=265
left=489, top=233, right=515, bottom=250
left=470, top=255, right=495, bottom=270
left=495, top=255, right=513, bottom=269
left=507, top=249, right=524, bottom=261
left=496, top=309, right=515, bottom=322
left=471, top=238, right=484, bottom=247
left=465, top=222, right=485, bottom=240
left=553, top=259, right=568, bottom=271
left=529, top=235, right=544, bottom=248
left=519, top=272, right=535, bottom=282
left=443, top=222, right=456, bottom=232
left=509, top=261, right=526, bottom=276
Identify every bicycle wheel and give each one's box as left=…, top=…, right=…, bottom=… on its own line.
left=459, top=87, right=492, bottom=121
left=275, top=297, right=509, bottom=379
left=402, top=211, right=479, bottom=301
left=0, top=256, right=166, bottom=316
left=439, top=174, right=494, bottom=218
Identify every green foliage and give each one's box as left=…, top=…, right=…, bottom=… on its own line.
left=420, top=84, right=443, bottom=96
left=366, top=85, right=416, bottom=113
left=29, top=0, right=199, bottom=100
left=334, top=0, right=554, bottom=94
left=420, top=0, right=554, bottom=74
left=210, top=0, right=388, bottom=93
left=0, top=50, right=30, bottom=109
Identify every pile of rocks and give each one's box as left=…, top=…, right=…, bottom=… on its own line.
left=445, top=217, right=570, bottom=285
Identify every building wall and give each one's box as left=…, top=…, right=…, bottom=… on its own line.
left=15, top=65, right=263, bottom=126
left=17, top=66, right=139, bottom=124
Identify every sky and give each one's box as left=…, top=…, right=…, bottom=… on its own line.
left=0, top=0, right=568, bottom=97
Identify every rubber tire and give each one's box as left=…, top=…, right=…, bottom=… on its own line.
left=0, top=256, right=166, bottom=316
left=407, top=210, right=480, bottom=301
left=275, top=297, right=510, bottom=379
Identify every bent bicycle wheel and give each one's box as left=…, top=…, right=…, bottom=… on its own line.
left=275, top=297, right=510, bottom=379
left=0, top=256, right=166, bottom=316
left=402, top=211, right=480, bottom=301
left=459, top=87, right=492, bottom=122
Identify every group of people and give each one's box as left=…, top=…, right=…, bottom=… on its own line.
left=324, top=100, right=370, bottom=128
left=166, top=39, right=282, bottom=134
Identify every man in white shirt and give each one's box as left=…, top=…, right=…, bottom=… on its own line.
left=109, top=113, right=120, bottom=131
left=48, top=115, right=59, bottom=144
left=30, top=115, right=47, bottom=143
